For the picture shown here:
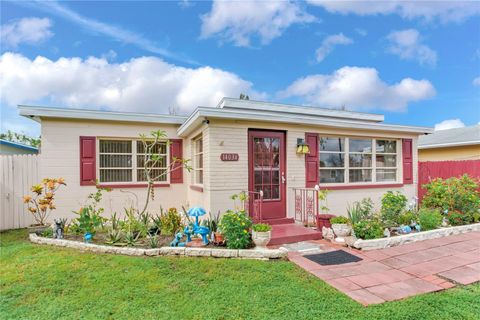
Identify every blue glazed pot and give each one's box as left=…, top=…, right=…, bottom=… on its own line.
left=84, top=232, right=92, bottom=242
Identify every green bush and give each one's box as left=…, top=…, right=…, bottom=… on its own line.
left=219, top=210, right=252, bottom=249
left=398, top=210, right=418, bottom=226
left=418, top=208, right=442, bottom=231
left=252, top=223, right=271, bottom=232
left=447, top=210, right=471, bottom=226
left=422, top=175, right=480, bottom=220
left=381, top=191, right=407, bottom=227
left=159, top=207, right=182, bottom=235
left=330, top=216, right=350, bottom=224
left=353, top=220, right=384, bottom=240
left=347, top=198, right=374, bottom=225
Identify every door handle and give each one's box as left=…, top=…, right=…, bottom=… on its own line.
left=281, top=172, right=286, bottom=184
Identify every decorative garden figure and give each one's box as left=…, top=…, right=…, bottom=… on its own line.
left=184, top=207, right=210, bottom=245
left=322, top=226, right=334, bottom=241
left=53, top=218, right=64, bottom=239
left=170, top=232, right=186, bottom=247
left=84, top=232, right=92, bottom=243
left=383, top=228, right=391, bottom=238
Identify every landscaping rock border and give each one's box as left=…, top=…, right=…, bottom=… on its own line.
left=352, top=223, right=480, bottom=250
left=29, top=234, right=287, bottom=260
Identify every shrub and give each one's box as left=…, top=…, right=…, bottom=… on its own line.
left=347, top=198, right=374, bottom=224
left=23, top=178, right=66, bottom=225
left=252, top=223, right=272, bottom=232
left=381, top=191, right=407, bottom=227
left=330, top=216, right=350, bottom=224
left=159, top=207, right=182, bottom=235
left=219, top=210, right=252, bottom=249
left=418, top=208, right=442, bottom=231
left=71, top=185, right=109, bottom=236
left=422, top=175, right=480, bottom=220
left=398, top=210, right=418, bottom=226
left=353, top=220, right=384, bottom=240
left=447, top=210, right=471, bottom=226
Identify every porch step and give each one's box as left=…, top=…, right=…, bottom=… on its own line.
left=262, top=218, right=295, bottom=225
left=268, top=223, right=323, bottom=246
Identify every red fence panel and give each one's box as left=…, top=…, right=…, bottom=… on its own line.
left=418, top=160, right=480, bottom=201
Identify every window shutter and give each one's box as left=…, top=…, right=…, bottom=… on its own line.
left=170, top=139, right=183, bottom=184
left=305, top=133, right=319, bottom=188
left=402, top=138, right=413, bottom=184
left=80, top=136, right=96, bottom=186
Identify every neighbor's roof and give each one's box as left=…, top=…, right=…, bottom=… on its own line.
left=18, top=105, right=187, bottom=125
left=0, top=139, right=39, bottom=152
left=418, top=125, right=480, bottom=149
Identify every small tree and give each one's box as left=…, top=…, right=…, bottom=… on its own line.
left=137, top=130, right=191, bottom=215
left=23, top=178, right=66, bottom=225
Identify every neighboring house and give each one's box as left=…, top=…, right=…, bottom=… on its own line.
left=417, top=125, right=480, bottom=200
left=0, top=139, right=38, bottom=155
left=18, top=98, right=431, bottom=223
left=418, top=125, right=480, bottom=161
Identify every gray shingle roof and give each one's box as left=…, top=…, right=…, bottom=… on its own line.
left=418, top=125, right=480, bottom=149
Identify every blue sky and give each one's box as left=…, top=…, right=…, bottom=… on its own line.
left=1, top=1, right=479, bottom=136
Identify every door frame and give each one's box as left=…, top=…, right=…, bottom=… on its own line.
left=247, top=129, right=287, bottom=220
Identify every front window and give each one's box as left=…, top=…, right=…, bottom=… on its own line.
left=319, top=137, right=398, bottom=184
left=193, top=136, right=203, bottom=185
left=98, top=139, right=168, bottom=184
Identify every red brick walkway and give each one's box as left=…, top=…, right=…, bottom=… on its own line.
left=287, top=231, right=480, bottom=305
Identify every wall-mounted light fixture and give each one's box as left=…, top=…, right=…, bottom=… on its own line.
left=296, top=138, right=310, bottom=154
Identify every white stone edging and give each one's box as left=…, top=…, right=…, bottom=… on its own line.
left=28, top=233, right=287, bottom=260
left=352, top=223, right=480, bottom=251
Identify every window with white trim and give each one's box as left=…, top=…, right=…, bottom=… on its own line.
left=319, top=137, right=399, bottom=184
left=193, top=136, right=203, bottom=185
left=98, top=139, right=168, bottom=184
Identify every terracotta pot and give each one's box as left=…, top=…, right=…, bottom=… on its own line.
left=27, top=224, right=49, bottom=234
left=252, top=230, right=271, bottom=248
left=214, top=232, right=224, bottom=243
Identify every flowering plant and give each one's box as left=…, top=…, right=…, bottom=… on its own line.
left=219, top=210, right=252, bottom=249
left=23, top=178, right=66, bottom=225
left=380, top=191, right=407, bottom=227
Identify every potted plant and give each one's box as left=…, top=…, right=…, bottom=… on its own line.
left=23, top=178, right=66, bottom=233
left=252, top=223, right=272, bottom=248
left=203, top=211, right=223, bottom=244
left=329, top=216, right=351, bottom=243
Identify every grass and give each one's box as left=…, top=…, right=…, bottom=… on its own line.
left=1, top=229, right=479, bottom=319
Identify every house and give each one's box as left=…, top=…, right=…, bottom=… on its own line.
left=18, top=98, right=432, bottom=225
left=0, top=139, right=38, bottom=155
left=418, top=125, right=480, bottom=161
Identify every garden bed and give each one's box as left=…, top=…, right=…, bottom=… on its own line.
left=352, top=222, right=480, bottom=250
left=29, top=233, right=287, bottom=259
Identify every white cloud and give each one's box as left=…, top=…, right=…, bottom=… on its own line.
left=386, top=29, right=437, bottom=67
left=278, top=66, right=435, bottom=112
left=0, top=52, right=263, bottom=114
left=473, top=76, right=480, bottom=86
left=307, top=0, right=480, bottom=23
left=200, top=0, right=315, bottom=46
left=315, top=33, right=353, bottom=62
left=28, top=1, right=195, bottom=64
left=355, top=28, right=367, bottom=37
left=434, top=119, right=465, bottom=131
left=0, top=17, right=53, bottom=48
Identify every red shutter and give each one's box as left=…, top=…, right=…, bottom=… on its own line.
left=170, top=139, right=183, bottom=184
left=80, top=136, right=96, bottom=186
left=402, top=138, right=413, bottom=184
left=305, top=133, right=319, bottom=188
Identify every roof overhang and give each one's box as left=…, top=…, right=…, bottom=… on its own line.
left=0, top=139, right=38, bottom=152
left=177, top=107, right=433, bottom=137
left=217, top=98, right=385, bottom=122
left=418, top=141, right=480, bottom=149
left=18, top=105, right=187, bottom=125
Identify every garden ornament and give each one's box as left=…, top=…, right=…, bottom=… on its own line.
left=399, top=225, right=412, bottom=234
left=185, top=207, right=210, bottom=245
left=383, top=228, right=391, bottom=238
left=84, top=232, right=92, bottom=243
left=415, top=224, right=421, bottom=232
left=441, top=217, right=448, bottom=227
left=322, top=227, right=334, bottom=241
left=53, top=218, right=64, bottom=239
left=170, top=232, right=186, bottom=247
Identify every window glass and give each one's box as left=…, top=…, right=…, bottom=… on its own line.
left=349, top=139, right=372, bottom=153
left=320, top=153, right=344, bottom=167
left=349, top=154, right=372, bottom=167
left=349, top=169, right=372, bottom=183
left=319, top=137, right=345, bottom=152
left=376, top=155, right=396, bottom=167
left=376, top=140, right=396, bottom=153
left=320, top=169, right=345, bottom=183
left=193, top=136, right=203, bottom=185
left=377, top=169, right=397, bottom=182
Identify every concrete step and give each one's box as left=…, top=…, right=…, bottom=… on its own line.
left=268, top=223, right=323, bottom=246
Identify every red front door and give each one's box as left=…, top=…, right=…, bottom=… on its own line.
left=248, top=130, right=286, bottom=220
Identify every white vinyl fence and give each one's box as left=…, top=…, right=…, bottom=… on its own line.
left=0, top=155, right=39, bottom=231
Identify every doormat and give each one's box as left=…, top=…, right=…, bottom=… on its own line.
left=304, top=250, right=362, bottom=266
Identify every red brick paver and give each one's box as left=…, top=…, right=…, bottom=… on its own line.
left=287, top=231, right=480, bottom=305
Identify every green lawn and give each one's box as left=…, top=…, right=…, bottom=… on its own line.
left=1, top=229, right=479, bottom=319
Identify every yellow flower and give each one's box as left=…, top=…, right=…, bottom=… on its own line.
left=23, top=195, right=32, bottom=203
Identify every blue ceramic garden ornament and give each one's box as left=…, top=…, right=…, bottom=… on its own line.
left=184, top=207, right=210, bottom=245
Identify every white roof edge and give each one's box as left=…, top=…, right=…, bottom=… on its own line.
left=18, top=105, right=187, bottom=125
left=217, top=97, right=385, bottom=122
left=177, top=107, right=432, bottom=137
left=418, top=140, right=480, bottom=149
